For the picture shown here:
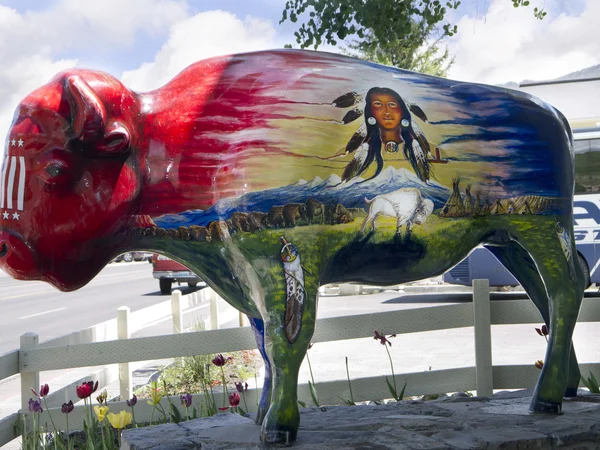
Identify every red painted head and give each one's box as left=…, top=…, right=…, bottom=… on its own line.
left=0, top=70, right=142, bottom=291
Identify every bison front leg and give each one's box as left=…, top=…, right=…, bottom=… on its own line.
left=249, top=317, right=272, bottom=425
left=260, top=294, right=317, bottom=444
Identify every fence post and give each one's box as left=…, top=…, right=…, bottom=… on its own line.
left=20, top=333, right=39, bottom=412
left=473, top=279, right=493, bottom=397
left=117, top=307, right=132, bottom=401
left=210, top=290, right=219, bottom=330
left=172, top=290, right=183, bottom=334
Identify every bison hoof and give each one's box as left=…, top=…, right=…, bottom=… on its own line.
left=564, top=387, right=579, bottom=398
left=260, top=426, right=297, bottom=445
left=530, top=398, right=562, bottom=414
left=255, top=406, right=268, bottom=425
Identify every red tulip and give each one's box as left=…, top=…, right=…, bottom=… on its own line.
left=229, top=392, right=241, bottom=407
left=76, top=381, right=98, bottom=399
left=31, top=383, right=49, bottom=398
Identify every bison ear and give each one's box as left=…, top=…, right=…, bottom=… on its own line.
left=63, top=75, right=106, bottom=143
left=98, top=122, right=131, bottom=156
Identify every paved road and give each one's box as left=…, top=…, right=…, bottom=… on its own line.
left=0, top=262, right=201, bottom=355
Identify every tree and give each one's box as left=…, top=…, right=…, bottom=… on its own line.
left=344, top=19, right=454, bottom=77
left=281, top=0, right=546, bottom=51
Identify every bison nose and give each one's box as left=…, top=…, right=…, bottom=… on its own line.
left=0, top=231, right=40, bottom=281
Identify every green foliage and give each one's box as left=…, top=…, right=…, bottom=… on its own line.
left=581, top=372, right=600, bottom=394
left=281, top=0, right=546, bottom=50
left=344, top=24, right=454, bottom=76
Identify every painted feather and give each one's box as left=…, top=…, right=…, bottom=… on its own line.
left=556, top=223, right=576, bottom=281
left=280, top=238, right=305, bottom=344
left=344, top=123, right=367, bottom=154
left=407, top=103, right=429, bottom=123
left=332, top=91, right=363, bottom=108
left=342, top=108, right=363, bottom=124
left=342, top=142, right=371, bottom=181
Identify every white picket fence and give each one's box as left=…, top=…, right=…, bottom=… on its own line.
left=1, top=280, right=599, bottom=447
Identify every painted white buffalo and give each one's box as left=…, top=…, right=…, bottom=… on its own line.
left=360, top=188, right=434, bottom=235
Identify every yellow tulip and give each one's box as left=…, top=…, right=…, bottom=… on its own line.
left=93, top=405, right=109, bottom=422
left=146, top=381, right=164, bottom=406
left=107, top=410, right=132, bottom=429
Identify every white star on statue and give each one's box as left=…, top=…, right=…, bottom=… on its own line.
left=2, top=212, right=8, bottom=219
left=17, top=139, right=24, bottom=147
left=11, top=139, right=16, bottom=147
left=12, top=212, right=20, bottom=220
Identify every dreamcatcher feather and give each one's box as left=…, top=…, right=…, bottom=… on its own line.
left=280, top=238, right=306, bottom=344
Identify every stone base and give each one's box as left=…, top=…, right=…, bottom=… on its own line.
left=121, top=390, right=600, bottom=449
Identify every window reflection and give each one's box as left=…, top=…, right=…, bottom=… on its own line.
left=575, top=138, right=600, bottom=194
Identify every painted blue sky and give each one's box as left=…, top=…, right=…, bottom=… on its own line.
left=0, top=0, right=597, bottom=142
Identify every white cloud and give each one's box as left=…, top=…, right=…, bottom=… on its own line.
left=0, top=0, right=189, bottom=143
left=121, top=10, right=278, bottom=92
left=447, top=0, right=600, bottom=84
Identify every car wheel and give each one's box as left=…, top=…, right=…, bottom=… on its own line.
left=160, top=279, right=173, bottom=295
left=188, top=282, right=198, bottom=288
left=122, top=253, right=134, bottom=263
left=578, top=253, right=591, bottom=289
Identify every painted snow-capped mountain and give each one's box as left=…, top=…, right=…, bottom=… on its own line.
left=153, top=167, right=451, bottom=228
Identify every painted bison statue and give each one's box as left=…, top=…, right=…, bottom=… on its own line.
left=0, top=49, right=585, bottom=444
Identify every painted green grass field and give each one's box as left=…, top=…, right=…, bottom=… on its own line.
left=142, top=210, right=564, bottom=315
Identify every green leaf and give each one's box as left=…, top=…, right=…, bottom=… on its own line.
left=298, top=400, right=307, bottom=408
left=385, top=376, right=398, bottom=400
left=308, top=380, right=321, bottom=407
left=169, top=404, right=182, bottom=424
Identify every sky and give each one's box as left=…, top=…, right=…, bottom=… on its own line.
left=0, top=0, right=597, bottom=144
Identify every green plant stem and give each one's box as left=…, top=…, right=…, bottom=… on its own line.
left=219, top=367, right=228, bottom=409
left=241, top=392, right=248, bottom=412
left=345, top=357, right=355, bottom=404
left=184, top=405, right=190, bottom=421
left=306, top=353, right=316, bottom=385
left=65, top=414, right=70, bottom=450
left=99, top=421, right=108, bottom=450
left=384, top=345, right=398, bottom=398
left=129, top=406, right=137, bottom=428
left=41, top=397, right=59, bottom=450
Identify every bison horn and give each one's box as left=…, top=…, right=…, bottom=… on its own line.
left=64, top=75, right=106, bottom=143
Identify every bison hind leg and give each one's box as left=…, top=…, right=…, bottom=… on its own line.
left=485, top=241, right=581, bottom=397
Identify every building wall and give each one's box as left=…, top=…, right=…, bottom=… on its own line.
left=517, top=78, right=600, bottom=129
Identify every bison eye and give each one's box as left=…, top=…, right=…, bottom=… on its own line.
left=45, top=164, right=63, bottom=177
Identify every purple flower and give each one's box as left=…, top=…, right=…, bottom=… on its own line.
left=61, top=400, right=74, bottom=414
left=126, top=394, right=137, bottom=407
left=374, top=330, right=395, bottom=347
left=235, top=382, right=248, bottom=393
left=535, top=325, right=549, bottom=337
left=212, top=354, right=232, bottom=367
left=180, top=393, right=193, bottom=408
left=28, top=398, right=43, bottom=413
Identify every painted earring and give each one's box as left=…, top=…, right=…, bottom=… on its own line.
left=367, top=117, right=376, bottom=125
left=401, top=119, right=410, bottom=127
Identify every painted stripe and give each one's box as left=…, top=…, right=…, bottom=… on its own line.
left=18, top=308, right=66, bottom=320
left=0, top=154, right=7, bottom=209
left=17, top=156, right=25, bottom=211
left=6, top=157, right=16, bottom=210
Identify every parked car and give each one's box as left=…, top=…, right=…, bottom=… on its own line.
left=152, top=253, right=205, bottom=294
left=113, top=251, right=152, bottom=263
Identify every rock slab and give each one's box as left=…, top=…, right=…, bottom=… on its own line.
left=121, top=390, right=600, bottom=449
